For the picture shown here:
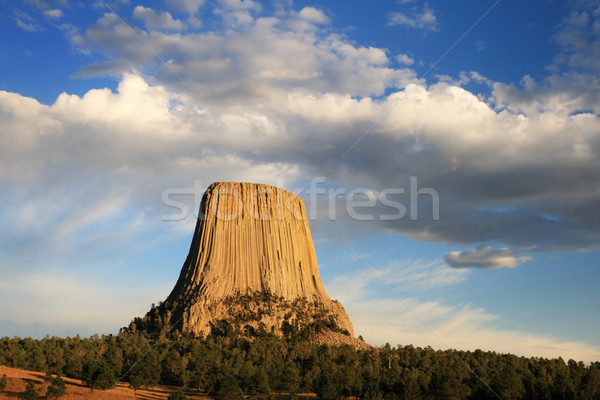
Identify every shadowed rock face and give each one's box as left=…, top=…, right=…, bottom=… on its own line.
left=165, top=181, right=355, bottom=338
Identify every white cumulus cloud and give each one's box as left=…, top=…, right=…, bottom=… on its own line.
left=396, top=53, right=415, bottom=65
left=298, top=6, right=329, bottom=24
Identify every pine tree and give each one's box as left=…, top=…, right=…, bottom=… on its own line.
left=21, top=381, right=38, bottom=400
left=281, top=364, right=301, bottom=395
left=250, top=366, right=270, bottom=395
left=46, top=376, right=67, bottom=398
left=129, top=372, right=143, bottom=396
left=94, top=365, right=116, bottom=390
left=161, top=348, right=189, bottom=386
left=81, top=359, right=116, bottom=390
left=82, top=359, right=101, bottom=389
left=211, top=376, right=244, bottom=400
left=129, top=349, right=161, bottom=390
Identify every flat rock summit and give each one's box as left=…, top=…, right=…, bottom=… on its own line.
left=140, top=182, right=362, bottom=346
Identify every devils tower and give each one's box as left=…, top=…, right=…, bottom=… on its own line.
left=138, top=182, right=358, bottom=345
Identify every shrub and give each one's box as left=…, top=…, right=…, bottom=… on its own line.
left=22, top=381, right=38, bottom=400
left=46, top=376, right=67, bottom=398
left=168, top=389, right=190, bottom=400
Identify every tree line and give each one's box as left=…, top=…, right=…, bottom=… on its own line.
left=1, top=330, right=599, bottom=399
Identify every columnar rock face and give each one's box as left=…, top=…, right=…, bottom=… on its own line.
left=164, top=181, right=355, bottom=339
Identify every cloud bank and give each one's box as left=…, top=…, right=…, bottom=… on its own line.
left=64, top=2, right=600, bottom=261
left=3, top=1, right=600, bottom=271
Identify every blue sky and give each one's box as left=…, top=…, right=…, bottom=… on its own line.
left=1, top=0, right=600, bottom=363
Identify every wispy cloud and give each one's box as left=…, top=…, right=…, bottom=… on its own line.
left=0, top=269, right=172, bottom=337
left=43, top=8, right=63, bottom=19
left=165, top=0, right=205, bottom=14
left=387, top=4, right=439, bottom=32
left=475, top=39, right=485, bottom=51
left=24, top=0, right=68, bottom=10
left=347, top=297, right=600, bottom=363
left=494, top=1, right=600, bottom=116
left=13, top=9, right=43, bottom=32
left=328, top=259, right=469, bottom=302
left=327, top=262, right=600, bottom=363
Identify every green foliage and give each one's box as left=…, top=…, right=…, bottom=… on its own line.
left=45, top=375, right=67, bottom=398
left=1, top=319, right=600, bottom=400
left=210, top=320, right=235, bottom=337
left=315, top=371, right=342, bottom=400
left=188, top=356, right=209, bottom=391
left=281, top=363, right=301, bottom=394
left=95, top=366, right=117, bottom=390
left=128, top=372, right=143, bottom=392
left=168, top=389, right=190, bottom=400
left=493, top=367, right=525, bottom=400
left=81, top=359, right=100, bottom=388
left=0, top=373, right=7, bottom=390
left=161, top=348, right=189, bottom=386
left=132, top=291, right=350, bottom=341
left=128, top=349, right=161, bottom=389
left=82, top=359, right=116, bottom=390
left=249, top=366, right=270, bottom=394
left=21, top=381, right=38, bottom=400
left=211, top=376, right=244, bottom=400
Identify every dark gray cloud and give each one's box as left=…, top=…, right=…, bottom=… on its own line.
left=444, top=246, right=532, bottom=269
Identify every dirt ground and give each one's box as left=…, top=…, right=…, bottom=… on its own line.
left=0, top=366, right=317, bottom=400
left=0, top=365, right=210, bottom=400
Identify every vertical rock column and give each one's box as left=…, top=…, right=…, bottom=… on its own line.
left=165, top=181, right=354, bottom=337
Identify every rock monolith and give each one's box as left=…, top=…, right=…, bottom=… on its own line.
left=142, top=182, right=359, bottom=345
